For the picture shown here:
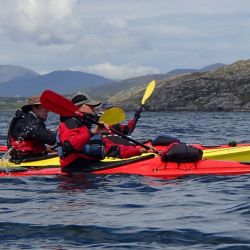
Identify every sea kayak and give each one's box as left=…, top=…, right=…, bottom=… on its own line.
left=202, top=145, right=250, bottom=161
left=1, top=152, right=250, bottom=179
left=2, top=142, right=250, bottom=165
left=0, top=145, right=7, bottom=152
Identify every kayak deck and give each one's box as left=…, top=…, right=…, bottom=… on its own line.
left=203, top=145, right=250, bottom=161
left=2, top=143, right=250, bottom=164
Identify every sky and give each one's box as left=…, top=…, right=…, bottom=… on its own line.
left=0, top=0, right=250, bottom=80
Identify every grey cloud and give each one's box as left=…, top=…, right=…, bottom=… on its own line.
left=0, top=0, right=250, bottom=79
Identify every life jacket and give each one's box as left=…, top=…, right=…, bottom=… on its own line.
left=58, top=117, right=105, bottom=168
left=9, top=136, right=47, bottom=161
left=7, top=110, right=47, bottom=162
left=102, top=136, right=142, bottom=159
left=101, top=119, right=137, bottom=145
left=102, top=134, right=134, bottom=146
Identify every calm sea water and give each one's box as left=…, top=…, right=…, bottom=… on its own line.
left=1, top=111, right=250, bottom=249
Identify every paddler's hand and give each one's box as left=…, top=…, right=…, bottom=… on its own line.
left=91, top=123, right=109, bottom=134
left=139, top=146, right=154, bottom=154
left=46, top=145, right=56, bottom=153
left=134, top=110, right=141, bottom=122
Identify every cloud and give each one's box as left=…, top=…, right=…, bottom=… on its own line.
left=0, top=0, right=133, bottom=47
left=0, top=0, right=82, bottom=45
left=71, top=62, right=160, bottom=80
left=103, top=18, right=127, bottom=30
left=0, top=0, right=250, bottom=79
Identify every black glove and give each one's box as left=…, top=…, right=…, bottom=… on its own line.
left=134, top=110, right=141, bottom=122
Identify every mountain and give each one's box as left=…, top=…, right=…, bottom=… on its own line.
left=0, top=70, right=113, bottom=96
left=91, top=74, right=167, bottom=96
left=199, top=63, right=225, bottom=72
left=165, top=68, right=197, bottom=76
left=108, top=60, right=250, bottom=111
left=0, top=63, right=224, bottom=97
left=166, top=63, right=225, bottom=76
left=0, top=65, right=38, bottom=83
left=91, top=63, right=225, bottom=96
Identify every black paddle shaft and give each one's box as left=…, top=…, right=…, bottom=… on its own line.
left=83, top=114, right=156, bottom=152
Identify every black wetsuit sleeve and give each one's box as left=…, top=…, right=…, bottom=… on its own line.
left=31, top=124, right=56, bottom=145
left=13, top=117, right=56, bottom=145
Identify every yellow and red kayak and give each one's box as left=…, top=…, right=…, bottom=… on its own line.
left=2, top=142, right=250, bottom=163
left=1, top=152, right=250, bottom=179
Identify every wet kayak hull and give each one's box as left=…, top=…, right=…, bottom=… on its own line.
left=1, top=155, right=250, bottom=179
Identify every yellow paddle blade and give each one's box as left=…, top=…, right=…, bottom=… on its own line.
left=141, top=80, right=156, bottom=105
left=99, top=107, right=126, bottom=125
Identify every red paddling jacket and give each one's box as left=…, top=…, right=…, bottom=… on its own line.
left=111, top=118, right=137, bottom=135
left=57, top=117, right=105, bottom=170
left=58, top=117, right=143, bottom=172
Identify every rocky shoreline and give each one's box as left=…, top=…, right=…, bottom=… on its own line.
left=109, top=60, right=250, bottom=111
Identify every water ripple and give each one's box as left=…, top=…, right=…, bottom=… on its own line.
left=1, top=111, right=250, bottom=249
left=1, top=222, right=250, bottom=249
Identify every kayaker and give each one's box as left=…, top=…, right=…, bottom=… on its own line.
left=7, top=95, right=56, bottom=163
left=57, top=94, right=151, bottom=173
left=96, top=101, right=141, bottom=146
left=99, top=101, right=141, bottom=136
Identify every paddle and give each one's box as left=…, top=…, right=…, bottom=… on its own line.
left=141, top=80, right=156, bottom=107
left=40, top=90, right=158, bottom=153
left=41, top=90, right=80, bottom=117
left=128, top=80, right=156, bottom=135
left=41, top=90, right=126, bottom=126
left=99, top=107, right=126, bottom=125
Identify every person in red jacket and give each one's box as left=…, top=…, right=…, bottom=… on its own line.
left=7, top=95, right=56, bottom=163
left=97, top=102, right=141, bottom=146
left=99, top=102, right=140, bottom=136
left=57, top=94, right=150, bottom=173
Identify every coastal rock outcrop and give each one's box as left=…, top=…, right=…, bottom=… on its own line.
left=109, top=60, right=250, bottom=111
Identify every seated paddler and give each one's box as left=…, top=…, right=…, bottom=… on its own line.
left=7, top=95, right=56, bottom=163
left=96, top=101, right=142, bottom=146
left=99, top=101, right=140, bottom=136
left=57, top=94, right=151, bottom=173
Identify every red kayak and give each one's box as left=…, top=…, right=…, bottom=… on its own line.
left=1, top=154, right=250, bottom=179
left=0, top=142, right=247, bottom=153
left=0, top=145, right=7, bottom=152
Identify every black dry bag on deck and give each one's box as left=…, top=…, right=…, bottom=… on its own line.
left=152, top=135, right=180, bottom=146
left=161, top=143, right=203, bottom=163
